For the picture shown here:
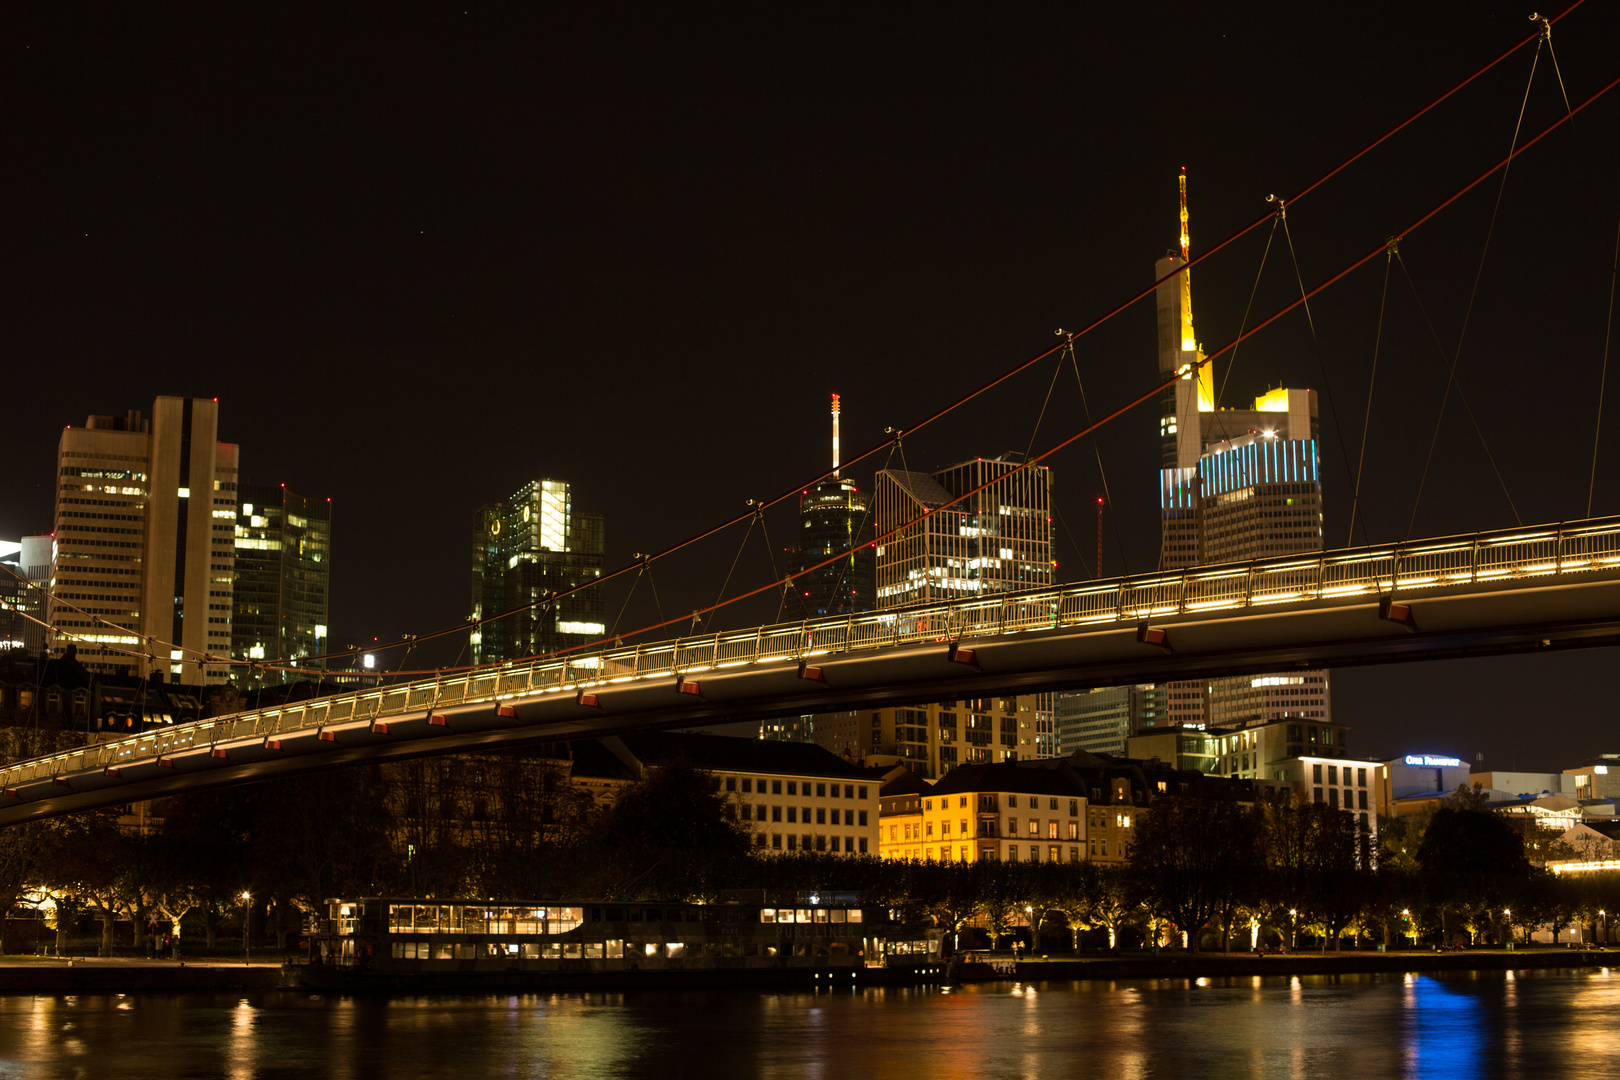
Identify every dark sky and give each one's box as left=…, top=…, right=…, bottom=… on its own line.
left=4, top=3, right=1618, bottom=772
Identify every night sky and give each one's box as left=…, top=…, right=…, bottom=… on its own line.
left=5, top=3, right=1618, bottom=772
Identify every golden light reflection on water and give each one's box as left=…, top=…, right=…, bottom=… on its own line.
left=3, top=970, right=1620, bottom=1078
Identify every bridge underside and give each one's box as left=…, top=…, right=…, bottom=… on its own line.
left=5, top=570, right=1619, bottom=824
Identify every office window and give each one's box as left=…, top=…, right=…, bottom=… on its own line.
left=741, top=778, right=752, bottom=793
left=1357, top=768, right=1367, bottom=788
left=859, top=838, right=868, bottom=853
left=787, top=807, right=797, bottom=823
left=1312, top=764, right=1322, bottom=783
left=1008, top=795, right=1018, bottom=808
left=1358, top=790, right=1369, bottom=810
left=787, top=835, right=798, bottom=851
left=858, top=786, right=868, bottom=800
left=817, top=783, right=827, bottom=798
left=1049, top=798, right=1058, bottom=811
left=773, top=780, right=783, bottom=795
left=817, top=808, right=826, bottom=825
left=1069, top=800, right=1079, bottom=816
left=725, top=777, right=736, bottom=792
left=1048, top=821, right=1058, bottom=839
left=773, top=806, right=782, bottom=822
left=1028, top=819, right=1039, bottom=836
left=1008, top=817, right=1017, bottom=835
left=788, top=781, right=797, bottom=796
left=859, top=811, right=868, bottom=826
left=1327, top=765, right=1338, bottom=784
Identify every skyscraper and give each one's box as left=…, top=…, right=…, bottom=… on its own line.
left=231, top=484, right=332, bottom=687
left=48, top=398, right=239, bottom=685
left=1150, top=174, right=1331, bottom=731
left=875, top=454, right=1051, bottom=610
left=470, top=480, right=605, bottom=664
left=792, top=395, right=875, bottom=618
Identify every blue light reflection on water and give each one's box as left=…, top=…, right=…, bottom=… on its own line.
left=1406, top=975, right=1482, bottom=1080
left=0, top=968, right=1616, bottom=1079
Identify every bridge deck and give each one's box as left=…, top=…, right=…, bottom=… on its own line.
left=4, top=517, right=1620, bottom=824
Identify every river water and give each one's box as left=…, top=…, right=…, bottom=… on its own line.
left=2, top=968, right=1616, bottom=1079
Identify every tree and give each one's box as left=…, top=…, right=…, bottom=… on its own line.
left=1128, top=792, right=1260, bottom=952
left=595, top=756, right=751, bottom=855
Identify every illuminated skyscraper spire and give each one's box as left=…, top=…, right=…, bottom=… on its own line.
left=1178, top=169, right=1212, bottom=411
left=831, top=393, right=841, bottom=478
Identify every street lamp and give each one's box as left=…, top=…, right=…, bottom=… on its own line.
left=1289, top=909, right=1297, bottom=951
left=1025, top=906, right=1035, bottom=956
left=1502, top=908, right=1512, bottom=949
left=1601, top=909, right=1608, bottom=946
left=1401, top=909, right=1412, bottom=948
left=241, top=891, right=252, bottom=965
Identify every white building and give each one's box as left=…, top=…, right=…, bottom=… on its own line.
left=49, top=399, right=239, bottom=684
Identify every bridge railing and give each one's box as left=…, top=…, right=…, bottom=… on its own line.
left=7, top=516, right=1620, bottom=789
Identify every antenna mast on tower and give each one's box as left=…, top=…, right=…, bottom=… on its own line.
left=831, top=393, right=841, bottom=478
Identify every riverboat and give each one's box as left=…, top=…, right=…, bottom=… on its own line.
left=286, top=894, right=946, bottom=991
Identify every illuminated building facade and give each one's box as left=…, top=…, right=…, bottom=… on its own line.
left=470, top=479, right=604, bottom=664
left=874, top=455, right=1051, bottom=610
left=230, top=484, right=331, bottom=687
left=877, top=757, right=1191, bottom=866
left=48, top=398, right=239, bottom=684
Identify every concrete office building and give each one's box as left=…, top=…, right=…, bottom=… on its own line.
left=1272, top=755, right=1382, bottom=843
left=1125, top=725, right=1219, bottom=775
left=1567, top=755, right=1620, bottom=800
left=1056, top=684, right=1171, bottom=756
left=1471, top=771, right=1580, bottom=798
left=48, top=399, right=239, bottom=685
left=0, top=538, right=51, bottom=656
left=471, top=480, right=604, bottom=664
left=570, top=732, right=878, bottom=856
left=231, top=484, right=331, bottom=687
left=1208, top=716, right=1352, bottom=783
left=874, top=456, right=1051, bottom=611
left=1380, top=753, right=1472, bottom=817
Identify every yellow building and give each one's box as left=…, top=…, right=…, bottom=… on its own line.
left=877, top=758, right=1172, bottom=865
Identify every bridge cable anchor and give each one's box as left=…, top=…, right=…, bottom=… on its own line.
left=1136, top=625, right=1171, bottom=650
left=1378, top=598, right=1417, bottom=630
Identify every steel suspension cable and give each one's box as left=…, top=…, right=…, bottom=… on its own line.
left=1405, top=33, right=1545, bottom=538
left=1589, top=212, right=1620, bottom=517
left=1348, top=243, right=1396, bottom=547
left=386, top=70, right=1620, bottom=676
left=1067, top=343, right=1129, bottom=576
left=219, top=9, right=1596, bottom=680
left=1280, top=209, right=1378, bottom=542
left=1395, top=252, right=1524, bottom=530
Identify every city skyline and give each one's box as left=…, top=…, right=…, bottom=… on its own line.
left=4, top=3, right=1619, bottom=772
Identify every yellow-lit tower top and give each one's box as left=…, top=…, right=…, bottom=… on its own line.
left=1178, top=169, right=1214, bottom=411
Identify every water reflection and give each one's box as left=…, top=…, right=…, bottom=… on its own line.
left=0, top=969, right=1614, bottom=1078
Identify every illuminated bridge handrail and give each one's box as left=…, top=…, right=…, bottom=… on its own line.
left=7, top=516, right=1620, bottom=789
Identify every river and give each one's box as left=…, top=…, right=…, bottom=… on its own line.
left=2, top=967, right=1616, bottom=1079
